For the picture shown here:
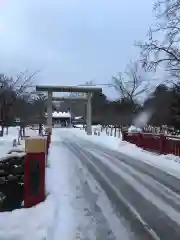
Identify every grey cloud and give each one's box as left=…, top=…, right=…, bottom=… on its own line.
left=0, top=0, right=154, bottom=98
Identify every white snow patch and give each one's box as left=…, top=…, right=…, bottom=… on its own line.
left=128, top=125, right=142, bottom=133
left=0, top=195, right=55, bottom=240
left=0, top=127, right=55, bottom=240
left=47, top=131, right=96, bottom=240
left=45, top=111, right=71, bottom=118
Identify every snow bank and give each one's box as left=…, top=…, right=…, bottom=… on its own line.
left=67, top=128, right=121, bottom=149
left=0, top=127, right=55, bottom=240
left=128, top=125, right=142, bottom=133
left=64, top=128, right=180, bottom=179
left=0, top=195, right=55, bottom=240
left=0, top=127, right=20, bottom=158
left=116, top=141, right=180, bottom=179
left=0, top=127, right=39, bottom=160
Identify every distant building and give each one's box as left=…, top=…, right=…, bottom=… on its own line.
left=72, top=116, right=84, bottom=125
left=45, top=111, right=71, bottom=127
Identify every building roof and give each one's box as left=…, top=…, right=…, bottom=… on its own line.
left=74, top=116, right=83, bottom=120
left=45, top=111, right=71, bottom=118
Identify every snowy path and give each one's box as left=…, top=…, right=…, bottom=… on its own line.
left=48, top=133, right=133, bottom=240
left=60, top=134, right=180, bottom=240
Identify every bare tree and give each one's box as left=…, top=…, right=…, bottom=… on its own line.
left=31, top=92, right=47, bottom=124
left=137, top=0, right=180, bottom=79
left=112, top=60, right=148, bottom=104
left=61, top=80, right=93, bottom=119
left=0, top=71, right=37, bottom=135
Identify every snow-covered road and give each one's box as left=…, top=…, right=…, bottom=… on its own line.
left=48, top=134, right=130, bottom=240
left=49, top=129, right=180, bottom=240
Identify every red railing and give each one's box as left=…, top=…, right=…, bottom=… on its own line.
left=123, top=132, right=180, bottom=156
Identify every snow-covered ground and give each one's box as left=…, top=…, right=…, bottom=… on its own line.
left=63, top=128, right=180, bottom=179
left=0, top=127, right=22, bottom=158
left=0, top=127, right=39, bottom=159
left=46, top=129, right=135, bottom=240
left=0, top=127, right=55, bottom=240
left=49, top=127, right=180, bottom=239
left=51, top=128, right=180, bottom=239
left=74, top=124, right=122, bottom=137
left=2, top=126, right=180, bottom=240
left=0, top=195, right=54, bottom=240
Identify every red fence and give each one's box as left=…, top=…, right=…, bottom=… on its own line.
left=123, top=132, right=180, bottom=156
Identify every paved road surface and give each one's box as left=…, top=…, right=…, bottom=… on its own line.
left=50, top=139, right=123, bottom=240
left=63, top=136, right=180, bottom=240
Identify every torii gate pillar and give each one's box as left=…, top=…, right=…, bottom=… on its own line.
left=47, top=91, right=52, bottom=128
left=86, top=93, right=92, bottom=135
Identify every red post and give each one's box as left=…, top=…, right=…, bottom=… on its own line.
left=24, top=138, right=46, bottom=208
left=160, top=134, right=166, bottom=155
left=137, top=133, right=143, bottom=148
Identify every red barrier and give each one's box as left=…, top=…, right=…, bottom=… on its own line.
left=123, top=132, right=180, bottom=156
left=24, top=152, right=45, bottom=208
left=24, top=138, right=46, bottom=208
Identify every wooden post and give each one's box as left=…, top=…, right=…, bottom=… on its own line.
left=110, top=127, right=113, bottom=136
left=121, top=131, right=125, bottom=141
left=45, top=127, right=52, bottom=155
left=24, top=137, right=46, bottom=208
left=114, top=127, right=116, bottom=137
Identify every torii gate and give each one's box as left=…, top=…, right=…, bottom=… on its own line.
left=36, top=85, right=102, bottom=135
left=52, top=96, right=87, bottom=126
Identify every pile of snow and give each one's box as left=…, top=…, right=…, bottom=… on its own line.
left=128, top=125, right=142, bottom=133
left=0, top=127, right=56, bottom=240
left=74, top=116, right=83, bottom=120
left=0, top=127, right=22, bottom=159
left=116, top=141, right=180, bottom=179
left=0, top=195, right=55, bottom=240
left=73, top=124, right=84, bottom=128
left=92, top=125, right=102, bottom=134
left=0, top=127, right=39, bottom=159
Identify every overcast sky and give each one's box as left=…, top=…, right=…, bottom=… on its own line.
left=0, top=0, right=154, bottom=99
